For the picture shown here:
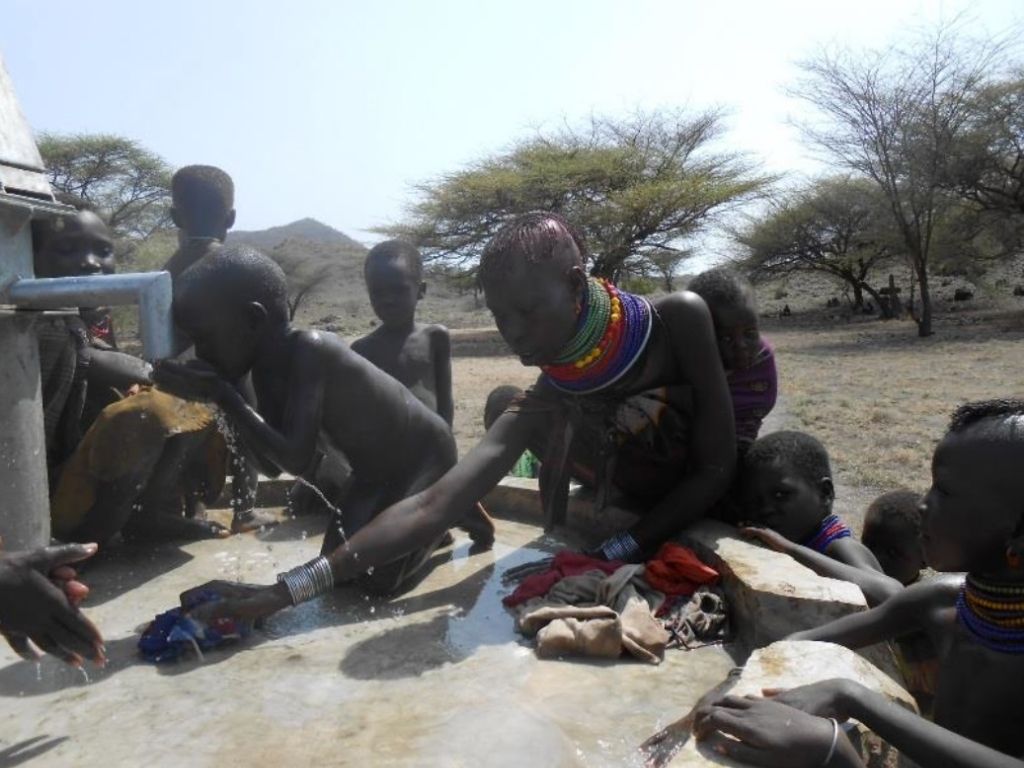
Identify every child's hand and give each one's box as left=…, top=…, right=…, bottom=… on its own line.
left=739, top=526, right=794, bottom=553
left=152, top=360, right=227, bottom=403
left=693, top=695, right=849, bottom=767
left=0, top=543, right=105, bottom=667
left=180, top=580, right=289, bottom=624
left=761, top=679, right=859, bottom=722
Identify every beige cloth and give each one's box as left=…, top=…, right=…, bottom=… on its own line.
left=515, top=565, right=671, bottom=664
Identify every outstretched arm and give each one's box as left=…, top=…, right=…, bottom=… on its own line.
left=764, top=680, right=1022, bottom=768
left=214, top=365, right=322, bottom=478
left=432, top=327, right=454, bottom=427
left=787, top=577, right=949, bottom=647
left=154, top=338, right=324, bottom=477
left=325, top=407, right=532, bottom=578
left=742, top=527, right=903, bottom=607
left=632, top=293, right=736, bottom=549
left=828, top=537, right=886, bottom=574
left=181, top=407, right=538, bottom=622
left=85, top=347, right=152, bottom=392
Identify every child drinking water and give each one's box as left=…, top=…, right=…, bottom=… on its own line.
left=155, top=245, right=457, bottom=595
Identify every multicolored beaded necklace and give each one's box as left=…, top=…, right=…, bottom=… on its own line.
left=542, top=277, right=653, bottom=395
left=802, top=514, right=852, bottom=553
left=956, top=574, right=1024, bottom=654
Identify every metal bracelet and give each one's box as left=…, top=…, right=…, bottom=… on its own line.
left=821, top=717, right=839, bottom=766
left=599, top=531, right=641, bottom=562
left=276, top=556, right=335, bottom=605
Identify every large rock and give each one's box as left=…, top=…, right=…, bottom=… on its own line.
left=682, top=520, right=867, bottom=648
left=681, top=521, right=900, bottom=680
left=655, top=640, right=918, bottom=768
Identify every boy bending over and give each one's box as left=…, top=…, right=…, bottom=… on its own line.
left=155, top=246, right=455, bottom=593
left=691, top=400, right=1024, bottom=767
left=739, top=431, right=903, bottom=606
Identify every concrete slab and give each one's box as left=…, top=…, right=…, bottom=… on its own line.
left=0, top=515, right=737, bottom=767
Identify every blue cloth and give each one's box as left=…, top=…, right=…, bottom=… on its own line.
left=138, top=589, right=250, bottom=663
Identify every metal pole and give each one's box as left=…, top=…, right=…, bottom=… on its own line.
left=0, top=224, right=50, bottom=549
left=8, top=271, right=174, bottom=360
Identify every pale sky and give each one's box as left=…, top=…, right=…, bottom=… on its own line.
left=2, top=0, right=1020, bottom=249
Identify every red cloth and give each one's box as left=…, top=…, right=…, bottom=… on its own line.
left=503, top=550, right=624, bottom=607
left=643, top=543, right=718, bottom=598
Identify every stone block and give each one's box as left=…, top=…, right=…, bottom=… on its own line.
left=681, top=520, right=901, bottom=679
left=658, top=640, right=918, bottom=768
left=682, top=520, right=866, bottom=648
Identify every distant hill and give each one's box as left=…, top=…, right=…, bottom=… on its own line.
left=227, top=217, right=366, bottom=252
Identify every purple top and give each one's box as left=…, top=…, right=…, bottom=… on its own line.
left=728, top=338, right=778, bottom=448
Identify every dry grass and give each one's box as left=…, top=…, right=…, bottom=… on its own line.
left=750, top=310, right=1024, bottom=493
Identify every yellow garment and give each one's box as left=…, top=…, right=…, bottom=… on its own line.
left=51, top=387, right=227, bottom=538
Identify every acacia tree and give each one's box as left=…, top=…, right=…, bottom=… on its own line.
left=791, top=23, right=1010, bottom=336
left=380, top=110, right=772, bottom=282
left=38, top=133, right=173, bottom=239
left=940, top=72, right=1024, bottom=254
left=737, top=177, right=897, bottom=315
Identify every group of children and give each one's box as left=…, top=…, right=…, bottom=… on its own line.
left=25, top=187, right=1024, bottom=765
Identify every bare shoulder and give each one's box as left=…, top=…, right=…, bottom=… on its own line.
left=423, top=322, right=450, bottom=338
left=651, top=291, right=716, bottom=349
left=652, top=290, right=714, bottom=325
left=651, top=291, right=718, bottom=371
left=291, top=328, right=352, bottom=363
left=424, top=323, right=450, bottom=349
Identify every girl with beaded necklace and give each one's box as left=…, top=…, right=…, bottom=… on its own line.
left=687, top=399, right=1024, bottom=767
left=186, top=211, right=737, bottom=630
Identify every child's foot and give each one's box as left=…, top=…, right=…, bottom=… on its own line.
left=231, top=508, right=281, bottom=534
left=457, top=503, right=496, bottom=549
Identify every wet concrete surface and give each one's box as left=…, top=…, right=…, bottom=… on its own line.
left=0, top=515, right=737, bottom=767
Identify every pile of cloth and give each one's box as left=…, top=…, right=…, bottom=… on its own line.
left=502, top=543, right=728, bottom=664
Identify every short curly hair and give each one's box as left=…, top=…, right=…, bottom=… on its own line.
left=688, top=266, right=755, bottom=311
left=948, top=399, right=1024, bottom=438
left=478, top=211, right=587, bottom=285
left=176, top=244, right=289, bottom=324
left=863, top=489, right=922, bottom=544
left=365, top=239, right=423, bottom=282
left=172, top=165, right=234, bottom=236
left=743, top=430, right=832, bottom=487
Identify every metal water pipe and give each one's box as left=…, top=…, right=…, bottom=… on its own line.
left=0, top=54, right=175, bottom=549
left=8, top=273, right=173, bottom=360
